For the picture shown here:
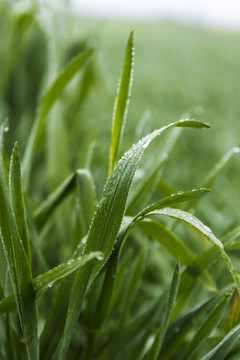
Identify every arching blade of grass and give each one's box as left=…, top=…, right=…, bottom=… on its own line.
left=0, top=126, right=38, bottom=358
left=182, top=290, right=233, bottom=360
left=147, top=262, right=180, bottom=360
left=144, top=208, right=240, bottom=293
left=146, top=207, right=223, bottom=248
left=136, top=188, right=211, bottom=218
left=172, top=225, right=240, bottom=319
left=108, top=30, right=134, bottom=175
left=200, top=325, right=240, bottom=360
left=53, top=119, right=210, bottom=359
left=22, top=49, right=93, bottom=188
left=9, top=142, right=31, bottom=260
left=116, top=188, right=211, bottom=266
left=0, top=251, right=102, bottom=314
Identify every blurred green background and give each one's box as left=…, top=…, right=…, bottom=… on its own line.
left=0, top=0, right=240, bottom=233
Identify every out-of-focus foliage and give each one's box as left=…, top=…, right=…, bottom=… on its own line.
left=0, top=1, right=240, bottom=359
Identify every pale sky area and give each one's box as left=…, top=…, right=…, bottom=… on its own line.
left=72, top=0, right=240, bottom=29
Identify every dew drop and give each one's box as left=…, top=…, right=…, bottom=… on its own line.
left=48, top=282, right=53, bottom=288
left=4, top=124, right=9, bottom=132
left=35, top=279, right=42, bottom=286
left=96, top=254, right=104, bottom=261
left=233, top=147, right=240, bottom=154
left=81, top=238, right=87, bottom=245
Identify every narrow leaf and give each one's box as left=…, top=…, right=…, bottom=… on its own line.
left=137, top=188, right=211, bottom=219
left=33, top=172, right=76, bottom=230
left=108, top=30, right=134, bottom=175
left=183, top=290, right=233, bottom=360
left=200, top=325, right=240, bottom=360
left=9, top=142, right=31, bottom=259
left=22, top=49, right=93, bottom=187
left=0, top=126, right=38, bottom=359
left=148, top=262, right=180, bottom=360
left=138, top=219, right=194, bottom=265
left=145, top=208, right=240, bottom=293
left=0, top=251, right=102, bottom=314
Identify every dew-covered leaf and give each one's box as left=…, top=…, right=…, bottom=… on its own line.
left=0, top=125, right=38, bottom=359
left=108, top=30, right=134, bottom=175
left=9, top=142, right=31, bottom=260
left=0, top=251, right=101, bottom=314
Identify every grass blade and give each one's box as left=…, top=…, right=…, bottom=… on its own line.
left=0, top=126, right=38, bottom=359
left=138, top=219, right=194, bottom=265
left=147, top=262, right=180, bottom=360
left=0, top=251, right=102, bottom=314
left=22, top=49, right=93, bottom=188
left=183, top=290, right=233, bottom=360
left=137, top=188, right=211, bottom=218
left=33, top=172, right=76, bottom=230
left=145, top=207, right=240, bottom=293
left=108, top=30, right=134, bottom=175
left=161, top=286, right=235, bottom=360
left=146, top=207, right=223, bottom=248
left=9, top=142, right=31, bottom=260
left=200, top=325, right=240, bottom=360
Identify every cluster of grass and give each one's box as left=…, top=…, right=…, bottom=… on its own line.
left=1, top=1, right=240, bottom=359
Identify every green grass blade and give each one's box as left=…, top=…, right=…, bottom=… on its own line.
left=108, top=30, right=134, bottom=175
left=116, top=188, right=210, bottom=266
left=40, top=278, right=72, bottom=360
left=33, top=172, right=76, bottom=230
left=146, top=207, right=223, bottom=248
left=161, top=286, right=235, bottom=360
left=9, top=142, right=31, bottom=260
left=0, top=251, right=102, bottom=314
left=0, top=127, right=38, bottom=359
left=136, top=188, right=211, bottom=219
left=200, top=325, right=240, bottom=360
left=145, top=207, right=240, bottom=292
left=22, top=49, right=93, bottom=188
left=183, top=290, right=233, bottom=360
left=147, top=262, right=180, bottom=360
left=138, top=219, right=194, bottom=265
left=72, top=169, right=97, bottom=250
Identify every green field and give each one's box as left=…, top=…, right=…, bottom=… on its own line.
left=1, top=2, right=240, bottom=359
